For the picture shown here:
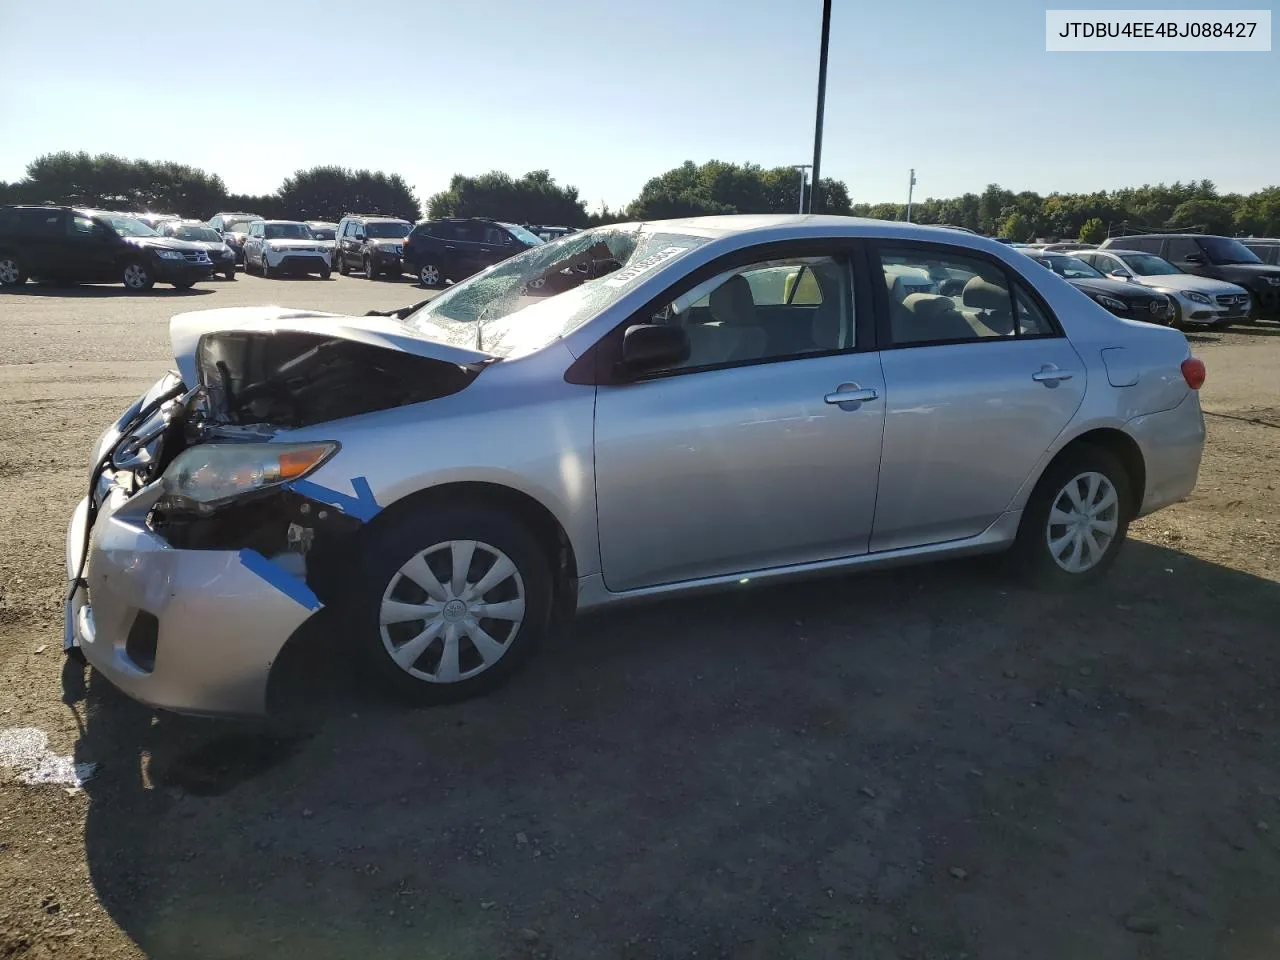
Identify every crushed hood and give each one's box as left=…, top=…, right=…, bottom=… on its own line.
left=169, top=306, right=493, bottom=385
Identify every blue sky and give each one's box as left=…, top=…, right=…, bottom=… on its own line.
left=1, top=0, right=1276, bottom=210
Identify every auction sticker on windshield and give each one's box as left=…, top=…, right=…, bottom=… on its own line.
left=604, top=246, right=690, bottom=287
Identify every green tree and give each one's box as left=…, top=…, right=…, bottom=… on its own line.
left=278, top=166, right=420, bottom=222
left=17, top=151, right=226, bottom=213
left=1168, top=197, right=1237, bottom=235
left=627, top=160, right=852, bottom=219
left=428, top=170, right=587, bottom=224
left=999, top=211, right=1034, bottom=241
left=1078, top=217, right=1107, bottom=244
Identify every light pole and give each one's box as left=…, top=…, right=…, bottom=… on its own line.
left=809, top=0, right=832, bottom=214
left=791, top=164, right=812, bottom=214
left=906, top=168, right=917, bottom=223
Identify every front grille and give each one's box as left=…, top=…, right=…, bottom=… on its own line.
left=1216, top=293, right=1249, bottom=307
left=182, top=251, right=211, bottom=264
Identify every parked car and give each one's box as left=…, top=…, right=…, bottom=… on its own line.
left=528, top=224, right=576, bottom=242
left=241, top=220, right=332, bottom=278
left=334, top=215, right=413, bottom=279
left=402, top=217, right=544, bottom=287
left=1242, top=239, right=1280, bottom=266
left=157, top=219, right=237, bottom=280
left=305, top=221, right=338, bottom=267
left=1099, top=234, right=1280, bottom=320
left=1075, top=249, right=1250, bottom=328
left=0, top=205, right=213, bottom=290
left=134, top=212, right=182, bottom=230
left=1038, top=242, right=1098, bottom=253
left=65, top=215, right=1205, bottom=716
left=206, top=212, right=263, bottom=265
left=1025, top=252, right=1172, bottom=323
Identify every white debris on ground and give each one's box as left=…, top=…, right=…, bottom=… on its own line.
left=0, top=727, right=96, bottom=787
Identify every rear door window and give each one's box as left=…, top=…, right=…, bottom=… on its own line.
left=1166, top=237, right=1201, bottom=261
left=20, top=209, right=63, bottom=236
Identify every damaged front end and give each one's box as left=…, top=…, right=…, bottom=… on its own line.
left=66, top=324, right=488, bottom=713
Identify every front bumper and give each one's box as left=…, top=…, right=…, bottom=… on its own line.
left=151, top=258, right=214, bottom=283
left=65, top=483, right=318, bottom=717
left=371, top=250, right=406, bottom=274
left=264, top=250, right=330, bottom=274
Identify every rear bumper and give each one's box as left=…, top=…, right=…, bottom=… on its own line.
left=1127, top=393, right=1206, bottom=517
left=66, top=485, right=317, bottom=717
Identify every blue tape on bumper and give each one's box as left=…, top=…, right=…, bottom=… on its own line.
left=287, top=476, right=380, bottom=522
left=238, top=549, right=322, bottom=611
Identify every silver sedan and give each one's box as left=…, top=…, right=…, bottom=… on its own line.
left=65, top=215, right=1206, bottom=715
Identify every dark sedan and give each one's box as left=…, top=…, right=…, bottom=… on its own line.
left=1028, top=253, right=1172, bottom=323
left=158, top=220, right=237, bottom=279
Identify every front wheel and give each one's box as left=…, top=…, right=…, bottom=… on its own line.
left=319, top=267, right=332, bottom=280
left=417, top=262, right=442, bottom=287
left=338, top=253, right=350, bottom=276
left=0, top=253, right=27, bottom=286
left=342, top=506, right=552, bottom=704
left=364, top=256, right=377, bottom=280
left=1009, top=445, right=1131, bottom=588
left=223, top=268, right=236, bottom=281
left=262, top=257, right=275, bottom=279
left=121, top=260, right=155, bottom=291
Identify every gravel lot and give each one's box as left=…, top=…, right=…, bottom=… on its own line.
left=1, top=274, right=1278, bottom=960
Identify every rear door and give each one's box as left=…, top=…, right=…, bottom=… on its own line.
left=473, top=223, right=511, bottom=271
left=448, top=221, right=486, bottom=277
left=868, top=241, right=1086, bottom=551
left=18, top=208, right=67, bottom=276
left=1165, top=237, right=1211, bottom=278
left=66, top=212, right=119, bottom=281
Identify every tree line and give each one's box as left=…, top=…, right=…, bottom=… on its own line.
left=3, top=152, right=1277, bottom=239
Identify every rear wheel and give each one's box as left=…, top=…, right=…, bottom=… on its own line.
left=1009, top=444, right=1131, bottom=588
left=121, top=260, right=155, bottom=291
left=0, top=253, right=26, bottom=286
left=343, top=506, right=552, bottom=704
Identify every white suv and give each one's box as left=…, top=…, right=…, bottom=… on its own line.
left=242, top=220, right=333, bottom=279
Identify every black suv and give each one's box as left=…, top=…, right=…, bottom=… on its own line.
left=334, top=215, right=413, bottom=279
left=0, top=206, right=214, bottom=290
left=403, top=218, right=543, bottom=287
left=1099, top=234, right=1280, bottom=320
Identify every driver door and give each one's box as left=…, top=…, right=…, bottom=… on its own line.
left=593, top=243, right=886, bottom=592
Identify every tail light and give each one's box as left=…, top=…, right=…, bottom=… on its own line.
left=1181, top=357, right=1206, bottom=390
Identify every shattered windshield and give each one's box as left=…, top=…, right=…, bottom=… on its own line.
left=399, top=227, right=709, bottom=358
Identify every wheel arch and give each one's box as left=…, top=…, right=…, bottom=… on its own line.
left=1034, top=427, right=1146, bottom=517
left=366, top=480, right=580, bottom=620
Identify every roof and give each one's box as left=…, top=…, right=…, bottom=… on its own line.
left=627, top=214, right=1015, bottom=249
left=260, top=219, right=309, bottom=226
left=342, top=213, right=410, bottom=222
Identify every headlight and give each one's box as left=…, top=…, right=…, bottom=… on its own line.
left=156, top=250, right=185, bottom=260
left=1261, top=276, right=1280, bottom=286
left=1094, top=294, right=1127, bottom=312
left=160, top=442, right=337, bottom=510
left=1181, top=290, right=1212, bottom=305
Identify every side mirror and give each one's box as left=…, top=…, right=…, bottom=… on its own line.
left=1184, top=253, right=1204, bottom=264
left=620, top=324, right=689, bottom=375
left=1109, top=271, right=1132, bottom=280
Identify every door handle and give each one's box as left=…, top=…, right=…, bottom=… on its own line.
left=444, top=245, right=456, bottom=250
left=824, top=385, right=879, bottom=405
left=1032, top=364, right=1074, bottom=384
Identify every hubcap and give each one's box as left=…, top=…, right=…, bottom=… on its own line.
left=420, top=264, right=439, bottom=285
left=1045, top=471, right=1120, bottom=573
left=0, top=258, right=18, bottom=283
left=123, top=264, right=147, bottom=288
left=379, top=539, right=526, bottom=683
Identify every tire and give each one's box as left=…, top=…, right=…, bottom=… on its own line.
left=417, top=262, right=442, bottom=288
left=1009, top=444, right=1132, bottom=588
left=262, top=257, right=275, bottom=279
left=320, top=267, right=332, bottom=280
left=223, top=268, right=236, bottom=281
left=0, top=252, right=27, bottom=286
left=342, top=505, right=553, bottom=704
left=338, top=253, right=350, bottom=276
left=364, top=256, right=377, bottom=280
left=121, top=260, right=155, bottom=291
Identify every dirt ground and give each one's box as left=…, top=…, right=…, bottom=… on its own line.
left=1, top=275, right=1278, bottom=960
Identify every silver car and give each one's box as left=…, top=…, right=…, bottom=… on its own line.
left=65, top=215, right=1207, bottom=716
left=1077, top=249, right=1251, bottom=327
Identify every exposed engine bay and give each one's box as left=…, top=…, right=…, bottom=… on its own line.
left=83, top=330, right=485, bottom=609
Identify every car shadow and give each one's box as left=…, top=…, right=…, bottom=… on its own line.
left=1, top=284, right=215, bottom=298
left=72, top=541, right=1280, bottom=959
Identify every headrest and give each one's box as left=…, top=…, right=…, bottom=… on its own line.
left=902, top=293, right=955, bottom=320
left=709, top=274, right=756, bottom=325
left=962, top=276, right=1009, bottom=312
